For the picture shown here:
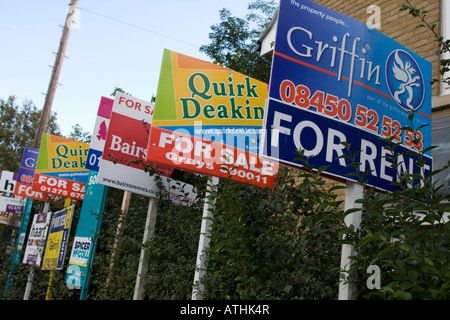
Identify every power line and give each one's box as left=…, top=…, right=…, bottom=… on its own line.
left=77, top=6, right=201, bottom=49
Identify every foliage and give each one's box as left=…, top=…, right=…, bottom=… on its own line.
left=0, top=95, right=94, bottom=172
left=0, top=96, right=60, bottom=172
left=1, top=0, right=449, bottom=301
left=67, top=123, right=91, bottom=144
left=110, top=87, right=132, bottom=97
left=202, top=167, right=344, bottom=299
left=88, top=188, right=149, bottom=299
left=76, top=170, right=206, bottom=300
left=347, top=185, right=449, bottom=299
left=401, top=0, right=450, bottom=85
left=199, top=0, right=277, bottom=83
left=142, top=176, right=206, bottom=299
left=330, top=115, right=450, bottom=300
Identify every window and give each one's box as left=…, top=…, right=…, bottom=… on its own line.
left=441, top=1, right=450, bottom=95
left=431, top=114, right=450, bottom=195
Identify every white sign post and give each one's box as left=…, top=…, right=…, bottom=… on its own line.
left=133, top=197, right=158, bottom=300
left=97, top=93, right=198, bottom=299
left=192, top=176, right=219, bottom=300
left=261, top=0, right=432, bottom=300
left=338, top=181, right=363, bottom=300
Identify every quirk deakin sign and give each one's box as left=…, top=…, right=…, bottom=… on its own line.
left=32, top=134, right=90, bottom=201
left=261, top=0, right=432, bottom=192
left=146, top=49, right=279, bottom=188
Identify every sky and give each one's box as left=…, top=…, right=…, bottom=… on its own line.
left=0, top=0, right=253, bottom=137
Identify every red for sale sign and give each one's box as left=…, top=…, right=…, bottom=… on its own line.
left=97, top=93, right=181, bottom=198
left=145, top=50, right=279, bottom=188
left=32, top=173, right=86, bottom=200
left=148, top=126, right=278, bottom=188
left=32, top=134, right=90, bottom=201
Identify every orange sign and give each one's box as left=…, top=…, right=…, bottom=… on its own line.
left=146, top=49, right=278, bottom=187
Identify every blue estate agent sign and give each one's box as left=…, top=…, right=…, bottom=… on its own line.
left=66, top=170, right=108, bottom=292
left=262, top=0, right=432, bottom=191
left=262, top=99, right=432, bottom=193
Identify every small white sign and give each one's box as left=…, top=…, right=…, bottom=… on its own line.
left=23, top=212, right=51, bottom=266
left=68, top=236, right=92, bottom=267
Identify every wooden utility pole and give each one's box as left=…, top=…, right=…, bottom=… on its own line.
left=1, top=0, right=79, bottom=301
left=34, top=0, right=78, bottom=149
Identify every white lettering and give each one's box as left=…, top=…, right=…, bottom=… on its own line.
left=293, top=120, right=323, bottom=156
left=175, top=137, right=193, bottom=153
left=271, top=111, right=292, bottom=147
left=109, top=135, right=147, bottom=159
left=159, top=132, right=175, bottom=148
left=360, top=139, right=377, bottom=176
left=110, top=135, right=122, bottom=151
left=366, top=5, right=381, bottom=30
left=380, top=148, right=393, bottom=182
left=194, top=141, right=212, bottom=159
left=287, top=26, right=313, bottom=57
left=366, top=265, right=381, bottom=289
left=286, top=26, right=381, bottom=97
left=326, top=128, right=346, bottom=166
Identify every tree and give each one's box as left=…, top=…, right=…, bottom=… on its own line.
left=198, top=0, right=450, bottom=300
left=401, top=0, right=450, bottom=85
left=67, top=123, right=91, bottom=144
left=199, top=0, right=343, bottom=300
left=0, top=96, right=60, bottom=172
left=0, top=95, right=94, bottom=172
left=199, top=0, right=277, bottom=83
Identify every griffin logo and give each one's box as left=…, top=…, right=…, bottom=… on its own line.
left=386, top=50, right=425, bottom=111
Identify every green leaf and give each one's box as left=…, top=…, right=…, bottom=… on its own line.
left=423, top=257, right=434, bottom=266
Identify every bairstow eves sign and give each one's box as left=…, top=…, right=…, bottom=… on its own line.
left=261, top=0, right=432, bottom=193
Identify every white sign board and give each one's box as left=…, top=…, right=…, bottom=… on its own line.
left=0, top=171, right=17, bottom=194
left=97, top=93, right=198, bottom=205
left=23, top=212, right=52, bottom=266
left=85, top=97, right=114, bottom=171
left=0, top=196, right=25, bottom=225
left=68, top=236, right=92, bottom=267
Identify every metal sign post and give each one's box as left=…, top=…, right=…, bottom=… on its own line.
left=44, top=197, right=73, bottom=300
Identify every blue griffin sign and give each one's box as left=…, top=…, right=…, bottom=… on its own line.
left=262, top=0, right=432, bottom=192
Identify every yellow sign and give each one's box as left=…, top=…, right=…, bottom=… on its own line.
left=146, top=49, right=278, bottom=188
left=33, top=134, right=90, bottom=200
left=152, top=50, right=267, bottom=128
left=35, top=134, right=90, bottom=175
left=42, top=205, right=74, bottom=270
